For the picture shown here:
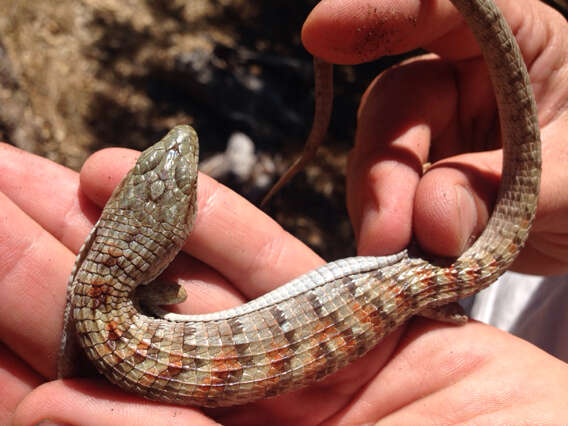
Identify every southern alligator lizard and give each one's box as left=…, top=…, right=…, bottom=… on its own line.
left=57, top=0, right=541, bottom=407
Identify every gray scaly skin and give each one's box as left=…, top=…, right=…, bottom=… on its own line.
left=58, top=0, right=541, bottom=407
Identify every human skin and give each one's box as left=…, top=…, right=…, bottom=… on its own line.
left=302, top=0, right=568, bottom=275
left=2, top=0, right=568, bottom=424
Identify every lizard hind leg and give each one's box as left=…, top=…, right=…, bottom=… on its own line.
left=420, top=302, right=469, bottom=325
left=134, top=280, right=188, bottom=318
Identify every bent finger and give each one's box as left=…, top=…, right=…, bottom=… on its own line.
left=348, top=56, right=461, bottom=255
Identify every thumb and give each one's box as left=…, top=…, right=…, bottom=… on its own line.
left=347, top=55, right=501, bottom=258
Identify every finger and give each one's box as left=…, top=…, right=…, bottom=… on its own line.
left=0, top=343, right=43, bottom=425
left=0, top=143, right=95, bottom=253
left=413, top=152, right=500, bottom=257
left=415, top=142, right=568, bottom=275
left=12, top=380, right=215, bottom=426
left=347, top=56, right=482, bottom=255
left=0, top=191, right=72, bottom=378
left=303, top=0, right=455, bottom=64
left=81, top=147, right=324, bottom=299
left=302, top=0, right=542, bottom=66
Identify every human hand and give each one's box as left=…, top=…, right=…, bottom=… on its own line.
left=2, top=142, right=566, bottom=425
left=4, top=0, right=568, bottom=424
left=303, top=0, right=568, bottom=275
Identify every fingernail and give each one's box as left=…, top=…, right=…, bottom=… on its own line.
left=455, top=185, right=477, bottom=252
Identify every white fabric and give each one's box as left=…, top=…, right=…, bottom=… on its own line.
left=462, top=272, right=568, bottom=362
